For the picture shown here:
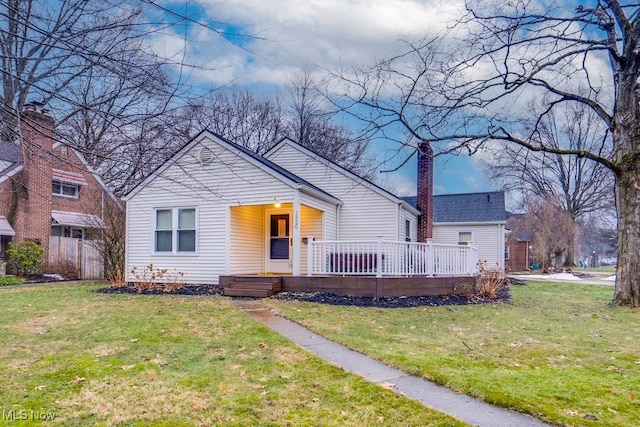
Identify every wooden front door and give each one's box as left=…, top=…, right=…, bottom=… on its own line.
left=266, top=210, right=292, bottom=273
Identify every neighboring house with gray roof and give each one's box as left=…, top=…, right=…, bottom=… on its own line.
left=403, top=191, right=508, bottom=270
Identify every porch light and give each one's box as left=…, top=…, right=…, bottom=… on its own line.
left=274, top=198, right=281, bottom=208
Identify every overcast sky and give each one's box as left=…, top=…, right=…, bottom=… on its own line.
left=151, top=0, right=495, bottom=197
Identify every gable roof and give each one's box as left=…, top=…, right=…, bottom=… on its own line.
left=0, top=138, right=118, bottom=203
left=265, top=138, right=420, bottom=216
left=402, top=191, right=507, bottom=223
left=434, top=191, right=506, bottom=223
left=0, top=140, right=19, bottom=163
left=124, top=131, right=341, bottom=205
left=0, top=141, right=22, bottom=182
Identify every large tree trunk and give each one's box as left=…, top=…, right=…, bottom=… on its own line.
left=611, top=45, right=640, bottom=307
left=612, top=171, right=640, bottom=307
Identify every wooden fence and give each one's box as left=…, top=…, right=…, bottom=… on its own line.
left=49, top=237, right=104, bottom=279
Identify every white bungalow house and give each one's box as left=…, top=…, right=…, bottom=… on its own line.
left=124, top=130, right=505, bottom=288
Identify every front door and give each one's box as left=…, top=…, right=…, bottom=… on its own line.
left=267, top=209, right=292, bottom=273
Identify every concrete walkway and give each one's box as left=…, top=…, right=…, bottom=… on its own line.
left=233, top=299, right=550, bottom=427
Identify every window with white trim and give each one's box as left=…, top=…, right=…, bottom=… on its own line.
left=52, top=180, right=79, bottom=198
left=405, top=220, right=411, bottom=242
left=154, top=208, right=196, bottom=253
left=458, top=231, right=473, bottom=246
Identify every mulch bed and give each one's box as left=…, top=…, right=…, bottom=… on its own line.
left=95, top=282, right=513, bottom=308
left=95, top=284, right=224, bottom=296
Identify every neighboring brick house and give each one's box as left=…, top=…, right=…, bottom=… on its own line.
left=0, top=103, right=117, bottom=269
left=505, top=213, right=533, bottom=271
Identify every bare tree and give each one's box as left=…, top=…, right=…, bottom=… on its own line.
left=525, top=198, right=576, bottom=272
left=0, top=1, right=172, bottom=139
left=338, top=1, right=640, bottom=306
left=287, top=71, right=374, bottom=180
left=193, top=90, right=287, bottom=155
left=486, top=101, right=615, bottom=266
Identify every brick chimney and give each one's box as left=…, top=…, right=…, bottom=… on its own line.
left=417, top=142, right=433, bottom=242
left=12, top=102, right=56, bottom=248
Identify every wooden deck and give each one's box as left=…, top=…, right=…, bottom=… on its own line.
left=220, top=275, right=477, bottom=298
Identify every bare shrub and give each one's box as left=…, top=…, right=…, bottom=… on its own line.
left=130, top=264, right=185, bottom=293
left=162, top=270, right=186, bottom=293
left=476, top=263, right=508, bottom=298
left=50, top=260, right=80, bottom=280
left=109, top=268, right=127, bottom=288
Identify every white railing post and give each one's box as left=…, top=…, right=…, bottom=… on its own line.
left=470, top=245, right=479, bottom=275
left=427, top=240, right=434, bottom=276
left=307, top=236, right=315, bottom=276
left=376, top=236, right=383, bottom=278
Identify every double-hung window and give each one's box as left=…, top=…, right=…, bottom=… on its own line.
left=52, top=180, right=79, bottom=198
left=154, top=208, right=196, bottom=253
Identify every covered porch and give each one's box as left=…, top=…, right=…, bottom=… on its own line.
left=227, top=201, right=330, bottom=276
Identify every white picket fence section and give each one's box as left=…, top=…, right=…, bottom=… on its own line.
left=307, top=237, right=478, bottom=277
left=49, top=237, right=104, bottom=279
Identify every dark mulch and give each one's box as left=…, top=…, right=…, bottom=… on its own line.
left=95, top=284, right=224, bottom=296
left=272, top=284, right=511, bottom=308
left=96, top=282, right=512, bottom=308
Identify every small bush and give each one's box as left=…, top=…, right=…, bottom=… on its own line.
left=130, top=264, right=186, bottom=293
left=49, top=260, right=80, bottom=280
left=0, top=275, right=22, bottom=286
left=476, top=262, right=508, bottom=298
left=7, top=241, right=45, bottom=276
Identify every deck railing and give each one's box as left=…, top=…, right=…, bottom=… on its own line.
left=307, top=237, right=479, bottom=277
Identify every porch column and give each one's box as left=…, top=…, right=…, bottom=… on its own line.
left=292, top=189, right=301, bottom=275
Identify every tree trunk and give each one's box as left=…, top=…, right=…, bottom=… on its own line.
left=612, top=171, right=640, bottom=307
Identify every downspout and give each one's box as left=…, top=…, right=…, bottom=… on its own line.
left=397, top=202, right=402, bottom=240
left=335, top=204, right=341, bottom=240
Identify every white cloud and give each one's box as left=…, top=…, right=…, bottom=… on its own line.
left=160, top=0, right=466, bottom=87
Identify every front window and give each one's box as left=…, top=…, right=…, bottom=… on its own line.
left=52, top=180, right=79, bottom=198
left=155, top=208, right=196, bottom=253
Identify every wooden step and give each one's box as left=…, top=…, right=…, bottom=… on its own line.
left=221, top=275, right=282, bottom=297
left=232, top=276, right=282, bottom=285
left=227, top=281, right=279, bottom=291
left=223, top=287, right=275, bottom=298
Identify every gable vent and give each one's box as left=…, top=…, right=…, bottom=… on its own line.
left=199, top=147, right=213, bottom=165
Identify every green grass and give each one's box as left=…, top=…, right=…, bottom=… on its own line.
left=266, top=282, right=640, bottom=427
left=0, top=275, right=22, bottom=286
left=0, top=284, right=465, bottom=426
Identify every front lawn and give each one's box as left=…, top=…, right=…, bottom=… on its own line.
left=266, top=282, right=640, bottom=427
left=0, top=284, right=464, bottom=426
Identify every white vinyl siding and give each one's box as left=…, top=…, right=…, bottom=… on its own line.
left=400, top=208, right=417, bottom=242
left=267, top=143, right=412, bottom=241
left=229, top=205, right=264, bottom=274
left=432, top=223, right=506, bottom=270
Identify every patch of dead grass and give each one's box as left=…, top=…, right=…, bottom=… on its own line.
left=56, top=375, right=215, bottom=425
